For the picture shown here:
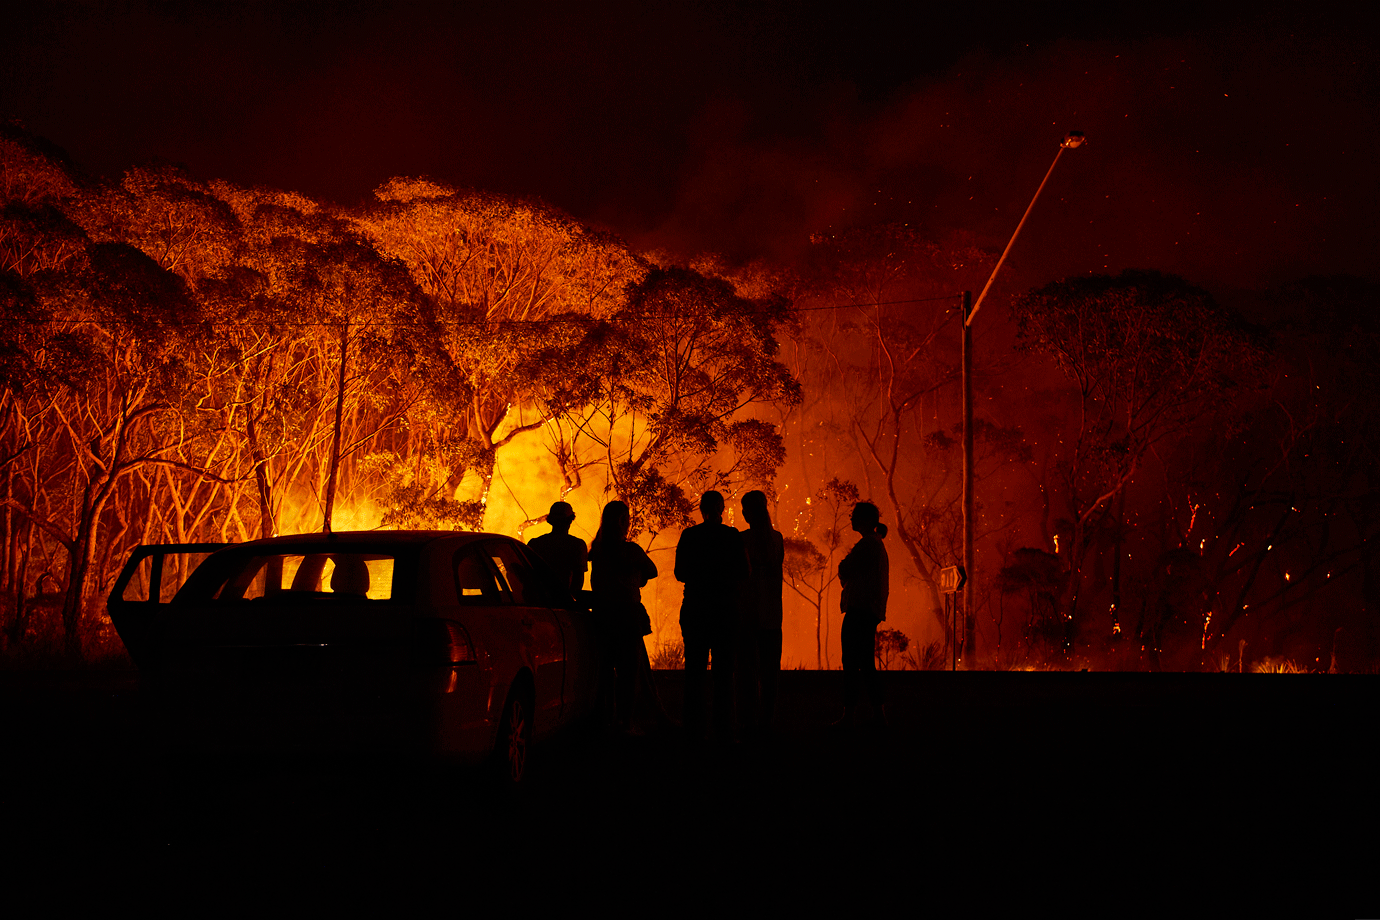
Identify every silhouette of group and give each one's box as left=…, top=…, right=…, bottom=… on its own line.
left=526, top=491, right=889, bottom=740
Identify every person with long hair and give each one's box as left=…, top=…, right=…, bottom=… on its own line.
left=837, top=501, right=889, bottom=726
left=739, top=490, right=784, bottom=738
left=588, top=500, right=658, bottom=733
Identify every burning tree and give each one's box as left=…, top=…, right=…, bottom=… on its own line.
left=0, top=126, right=810, bottom=660
left=7, top=112, right=1369, bottom=676
left=1, top=236, right=220, bottom=657
left=1010, top=270, right=1265, bottom=657
left=353, top=178, right=646, bottom=528
left=793, top=225, right=1024, bottom=662
left=531, top=265, right=801, bottom=537
left=1, top=129, right=246, bottom=657
left=995, top=547, right=1066, bottom=660
left=782, top=476, right=859, bottom=669
left=129, top=176, right=429, bottom=538
left=1156, top=277, right=1380, bottom=670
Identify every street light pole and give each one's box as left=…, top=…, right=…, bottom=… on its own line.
left=960, top=131, right=1083, bottom=668
left=967, top=132, right=1085, bottom=327
left=961, top=289, right=973, bottom=667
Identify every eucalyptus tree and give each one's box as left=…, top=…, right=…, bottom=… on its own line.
left=1011, top=269, right=1265, bottom=653
left=0, top=125, right=89, bottom=651
left=782, top=476, right=860, bottom=669
left=4, top=239, right=218, bottom=657
left=798, top=225, right=1012, bottom=657
left=236, top=199, right=423, bottom=533
left=76, top=165, right=241, bottom=283
left=531, top=266, right=802, bottom=539
left=0, top=119, right=80, bottom=207
left=351, top=179, right=646, bottom=522
left=1152, top=277, right=1380, bottom=670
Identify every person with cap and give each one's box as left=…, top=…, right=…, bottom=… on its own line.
left=527, top=500, right=588, bottom=594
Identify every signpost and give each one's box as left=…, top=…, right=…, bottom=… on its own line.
left=939, top=565, right=966, bottom=671
left=939, top=565, right=967, bottom=594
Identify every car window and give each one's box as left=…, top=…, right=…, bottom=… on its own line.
left=489, top=542, right=539, bottom=606
left=119, top=551, right=218, bottom=603
left=454, top=548, right=509, bottom=606
left=512, top=542, right=576, bottom=608
left=215, top=553, right=395, bottom=601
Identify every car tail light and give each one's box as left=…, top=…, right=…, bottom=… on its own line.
left=413, top=619, right=476, bottom=668
left=441, top=620, right=476, bottom=665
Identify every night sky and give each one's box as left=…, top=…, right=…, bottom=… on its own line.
left=4, top=2, right=1375, bottom=294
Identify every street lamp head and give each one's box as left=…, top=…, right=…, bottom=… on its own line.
left=969, top=126, right=1085, bottom=327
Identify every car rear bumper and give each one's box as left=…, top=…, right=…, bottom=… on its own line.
left=145, top=664, right=496, bottom=761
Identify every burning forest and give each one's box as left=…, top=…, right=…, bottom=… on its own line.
left=0, top=5, right=1375, bottom=674
left=2, top=119, right=1374, bottom=674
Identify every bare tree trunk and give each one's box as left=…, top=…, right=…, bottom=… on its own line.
left=9, top=524, right=32, bottom=647
left=247, top=398, right=276, bottom=539
left=2, top=463, right=11, bottom=599
left=322, top=323, right=349, bottom=533
left=816, top=598, right=822, bottom=670
left=1110, top=489, right=1125, bottom=637
left=61, top=481, right=97, bottom=661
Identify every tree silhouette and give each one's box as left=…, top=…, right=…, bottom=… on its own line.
left=352, top=180, right=647, bottom=522
left=1011, top=270, right=1265, bottom=654
left=782, top=476, right=859, bottom=669
left=800, top=225, right=1021, bottom=662
left=533, top=266, right=801, bottom=537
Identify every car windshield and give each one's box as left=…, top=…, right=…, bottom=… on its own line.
left=214, top=552, right=396, bottom=601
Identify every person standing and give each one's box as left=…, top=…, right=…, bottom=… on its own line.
left=526, top=501, right=587, bottom=594
left=675, top=490, right=749, bottom=743
left=837, top=501, right=889, bottom=727
left=588, top=501, right=658, bottom=733
left=738, top=490, right=784, bottom=738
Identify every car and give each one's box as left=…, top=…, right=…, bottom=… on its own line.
left=107, top=530, right=605, bottom=782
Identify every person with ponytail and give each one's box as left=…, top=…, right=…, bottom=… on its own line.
left=836, top=501, right=889, bottom=726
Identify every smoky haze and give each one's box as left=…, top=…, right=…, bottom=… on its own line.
left=645, top=30, right=1377, bottom=293
left=2, top=2, right=1377, bottom=676
left=3, top=4, right=1374, bottom=293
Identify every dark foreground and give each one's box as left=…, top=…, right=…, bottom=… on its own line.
left=4, top=669, right=1375, bottom=908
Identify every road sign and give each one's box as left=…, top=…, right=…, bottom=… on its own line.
left=939, top=564, right=967, bottom=594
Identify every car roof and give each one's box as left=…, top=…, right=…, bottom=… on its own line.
left=227, top=530, right=511, bottom=550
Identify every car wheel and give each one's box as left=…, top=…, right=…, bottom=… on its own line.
left=494, top=687, right=533, bottom=786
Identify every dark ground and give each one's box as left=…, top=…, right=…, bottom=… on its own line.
left=4, top=668, right=1375, bottom=908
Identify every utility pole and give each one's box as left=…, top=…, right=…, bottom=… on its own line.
left=961, top=290, right=975, bottom=668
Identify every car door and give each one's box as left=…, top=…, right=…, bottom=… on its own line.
left=512, top=541, right=601, bottom=724
left=484, top=540, right=566, bottom=732
left=107, top=543, right=227, bottom=667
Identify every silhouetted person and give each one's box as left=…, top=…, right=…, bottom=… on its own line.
left=589, top=500, right=658, bottom=733
left=527, top=501, right=588, bottom=593
left=675, top=490, right=749, bottom=743
left=738, top=490, right=784, bottom=738
left=837, top=501, right=889, bottom=727
left=330, top=556, right=371, bottom=598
